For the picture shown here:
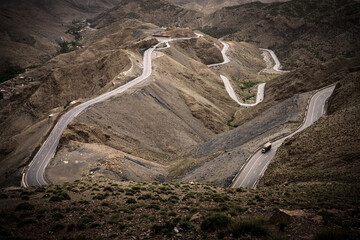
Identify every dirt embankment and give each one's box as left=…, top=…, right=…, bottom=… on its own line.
left=261, top=65, right=360, bottom=186
left=170, top=91, right=309, bottom=186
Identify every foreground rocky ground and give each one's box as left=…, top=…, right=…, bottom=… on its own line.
left=0, top=178, right=359, bottom=240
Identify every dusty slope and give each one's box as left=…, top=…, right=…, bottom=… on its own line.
left=0, top=0, right=121, bottom=71
left=1, top=178, right=359, bottom=239
left=199, top=0, right=360, bottom=69
left=168, top=0, right=288, bottom=14
left=261, top=66, right=360, bottom=186
left=91, top=0, right=203, bottom=29
left=0, top=20, right=161, bottom=187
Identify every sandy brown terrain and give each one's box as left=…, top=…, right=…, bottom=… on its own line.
left=0, top=0, right=122, bottom=71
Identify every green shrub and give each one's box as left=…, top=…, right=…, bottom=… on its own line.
left=230, top=218, right=268, bottom=237
left=93, top=193, right=106, bottom=200
left=78, top=200, right=89, bottom=204
left=151, top=221, right=175, bottom=236
left=50, top=190, right=71, bottom=202
left=201, top=213, right=232, bottom=231
left=146, top=203, right=161, bottom=210
left=52, top=213, right=65, bottom=220
left=90, top=222, right=101, bottom=228
left=80, top=214, right=94, bottom=224
left=126, top=198, right=137, bottom=204
left=15, top=202, right=34, bottom=211
left=138, top=193, right=152, bottom=200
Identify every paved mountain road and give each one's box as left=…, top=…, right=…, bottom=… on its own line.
left=208, top=42, right=286, bottom=106
left=231, top=85, right=335, bottom=188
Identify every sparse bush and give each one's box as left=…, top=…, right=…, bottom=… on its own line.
left=201, top=213, right=232, bottom=231
left=138, top=193, right=152, bottom=200
left=80, top=214, right=94, bottom=224
left=126, top=198, right=137, bottom=204
left=15, top=202, right=34, bottom=211
left=0, top=193, right=8, bottom=199
left=50, top=190, right=71, bottom=202
left=151, top=221, right=175, bottom=236
left=103, top=187, right=113, bottom=192
left=168, top=195, right=179, bottom=203
left=230, top=218, right=268, bottom=237
left=93, top=193, right=106, bottom=200
left=146, top=203, right=161, bottom=210
left=77, top=199, right=89, bottom=205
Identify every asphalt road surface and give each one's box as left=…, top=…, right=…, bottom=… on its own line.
left=231, top=85, right=335, bottom=188
left=259, top=48, right=289, bottom=72
left=208, top=42, right=288, bottom=106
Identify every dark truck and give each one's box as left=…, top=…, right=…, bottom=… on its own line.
left=261, top=142, right=272, bottom=153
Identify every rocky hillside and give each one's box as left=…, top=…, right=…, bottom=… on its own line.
left=90, top=0, right=202, bottom=29
left=261, top=63, right=360, bottom=186
left=0, top=19, right=160, bottom=187
left=168, top=0, right=288, bottom=13
left=0, top=0, right=121, bottom=72
left=199, top=0, right=360, bottom=69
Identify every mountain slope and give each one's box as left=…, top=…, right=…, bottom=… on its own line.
left=0, top=0, right=121, bottom=72
left=167, top=0, right=288, bottom=13
left=90, top=0, right=202, bottom=29
left=199, top=0, right=360, bottom=69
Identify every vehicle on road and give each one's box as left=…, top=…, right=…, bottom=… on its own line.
left=261, top=142, right=272, bottom=153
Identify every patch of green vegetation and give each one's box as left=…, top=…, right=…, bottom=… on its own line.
left=0, top=65, right=25, bottom=83
left=239, top=81, right=258, bottom=90
left=151, top=221, right=176, bottom=237
left=15, top=202, right=34, bottom=211
left=201, top=213, right=232, bottom=231
left=126, top=198, right=137, bottom=204
left=49, top=190, right=71, bottom=202
left=57, top=19, right=86, bottom=54
left=227, top=114, right=238, bottom=128
left=230, top=218, right=268, bottom=237
left=146, top=203, right=161, bottom=210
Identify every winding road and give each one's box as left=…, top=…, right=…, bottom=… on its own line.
left=22, top=31, right=289, bottom=187
left=207, top=42, right=286, bottom=106
left=23, top=40, right=169, bottom=187
left=231, top=85, right=335, bottom=188
left=259, top=48, right=290, bottom=72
